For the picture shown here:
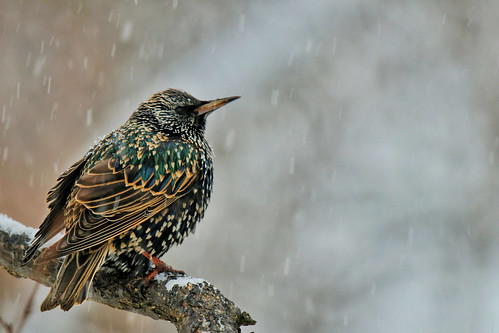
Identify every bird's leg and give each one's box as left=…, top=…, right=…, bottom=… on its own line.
left=141, top=251, right=185, bottom=282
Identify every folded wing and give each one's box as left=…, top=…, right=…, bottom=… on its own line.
left=41, top=141, right=200, bottom=260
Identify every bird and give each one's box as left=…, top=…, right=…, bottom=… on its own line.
left=22, top=88, right=240, bottom=311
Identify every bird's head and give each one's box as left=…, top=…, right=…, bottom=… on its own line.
left=132, top=89, right=240, bottom=140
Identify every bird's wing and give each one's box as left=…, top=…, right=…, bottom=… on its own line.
left=40, top=141, right=201, bottom=260
left=22, top=157, right=87, bottom=264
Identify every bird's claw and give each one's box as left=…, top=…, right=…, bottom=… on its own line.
left=141, top=251, right=185, bottom=285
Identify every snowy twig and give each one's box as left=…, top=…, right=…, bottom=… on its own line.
left=0, top=214, right=256, bottom=333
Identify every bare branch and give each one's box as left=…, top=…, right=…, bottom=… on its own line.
left=0, top=216, right=256, bottom=333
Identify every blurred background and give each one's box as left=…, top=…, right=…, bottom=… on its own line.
left=1, top=0, right=499, bottom=332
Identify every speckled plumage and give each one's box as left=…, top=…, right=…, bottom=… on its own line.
left=22, top=89, right=239, bottom=311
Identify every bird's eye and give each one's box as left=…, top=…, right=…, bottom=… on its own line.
left=175, top=105, right=193, bottom=115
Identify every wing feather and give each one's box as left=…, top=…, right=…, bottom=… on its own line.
left=22, top=157, right=87, bottom=264
left=40, top=140, right=200, bottom=260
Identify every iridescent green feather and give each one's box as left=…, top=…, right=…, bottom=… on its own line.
left=106, top=130, right=199, bottom=187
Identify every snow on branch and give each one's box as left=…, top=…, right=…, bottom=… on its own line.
left=0, top=214, right=256, bottom=333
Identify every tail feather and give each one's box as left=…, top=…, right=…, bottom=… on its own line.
left=40, top=245, right=108, bottom=311
left=22, top=209, right=65, bottom=265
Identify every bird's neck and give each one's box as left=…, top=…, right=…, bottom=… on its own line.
left=121, top=118, right=212, bottom=155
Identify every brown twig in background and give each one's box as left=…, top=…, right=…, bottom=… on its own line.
left=0, top=217, right=256, bottom=333
left=0, top=283, right=39, bottom=333
left=16, top=283, right=40, bottom=333
left=0, top=316, right=13, bottom=333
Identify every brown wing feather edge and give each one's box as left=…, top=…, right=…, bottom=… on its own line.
left=39, top=157, right=197, bottom=258
left=29, top=152, right=198, bottom=263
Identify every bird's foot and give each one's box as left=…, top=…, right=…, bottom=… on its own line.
left=141, top=251, right=185, bottom=284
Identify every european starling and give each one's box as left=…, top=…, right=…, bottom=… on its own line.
left=22, top=89, right=240, bottom=311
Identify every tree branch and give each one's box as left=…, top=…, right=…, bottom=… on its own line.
left=0, top=214, right=256, bottom=333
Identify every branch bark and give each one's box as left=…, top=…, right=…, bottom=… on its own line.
left=0, top=215, right=256, bottom=333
